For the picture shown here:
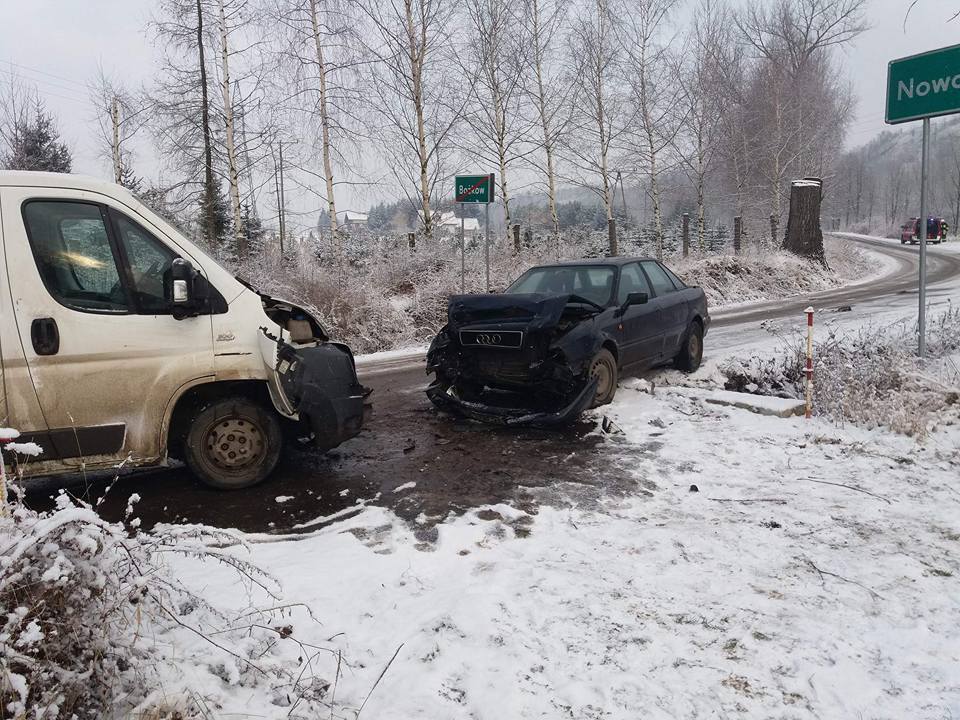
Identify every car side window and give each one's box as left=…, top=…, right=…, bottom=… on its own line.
left=22, top=201, right=129, bottom=313
left=640, top=261, right=676, bottom=297
left=110, top=210, right=178, bottom=314
left=617, top=263, right=652, bottom=304
left=661, top=264, right=686, bottom=290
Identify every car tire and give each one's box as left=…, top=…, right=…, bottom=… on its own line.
left=184, top=397, right=282, bottom=490
left=675, top=321, right=704, bottom=373
left=588, top=349, right=618, bottom=407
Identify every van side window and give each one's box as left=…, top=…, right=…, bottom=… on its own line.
left=110, top=211, right=178, bottom=314
left=22, top=201, right=129, bottom=313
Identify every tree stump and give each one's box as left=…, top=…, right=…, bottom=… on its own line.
left=782, top=178, right=826, bottom=264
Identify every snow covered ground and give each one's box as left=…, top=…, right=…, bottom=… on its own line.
left=136, top=239, right=960, bottom=717
left=6, top=234, right=958, bottom=718
left=151, top=375, right=959, bottom=719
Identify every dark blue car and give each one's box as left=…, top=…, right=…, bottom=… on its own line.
left=426, top=257, right=710, bottom=425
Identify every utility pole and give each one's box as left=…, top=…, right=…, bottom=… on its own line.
left=918, top=117, right=930, bottom=359
left=277, top=139, right=286, bottom=256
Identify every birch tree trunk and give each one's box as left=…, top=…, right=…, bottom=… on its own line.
left=405, top=0, right=433, bottom=241
left=217, top=0, right=244, bottom=257
left=309, top=0, right=341, bottom=263
left=111, top=97, right=122, bottom=184
left=530, top=0, right=561, bottom=254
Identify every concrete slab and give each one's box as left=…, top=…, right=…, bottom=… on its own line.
left=666, top=386, right=806, bottom=418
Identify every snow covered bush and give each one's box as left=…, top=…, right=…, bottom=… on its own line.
left=671, top=238, right=869, bottom=308
left=230, top=229, right=871, bottom=353
left=721, top=306, right=960, bottom=438
left=0, top=438, right=339, bottom=719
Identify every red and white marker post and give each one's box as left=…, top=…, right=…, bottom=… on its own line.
left=804, top=306, right=815, bottom=419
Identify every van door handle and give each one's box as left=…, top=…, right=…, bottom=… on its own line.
left=31, top=317, right=60, bottom=356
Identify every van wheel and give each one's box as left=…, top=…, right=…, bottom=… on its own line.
left=185, top=397, right=282, bottom=490
left=675, top=321, right=704, bottom=372
left=588, top=349, right=618, bottom=407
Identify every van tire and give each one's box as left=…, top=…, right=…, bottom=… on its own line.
left=184, top=397, right=282, bottom=490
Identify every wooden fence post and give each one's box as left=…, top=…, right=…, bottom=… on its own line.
left=407, top=232, right=415, bottom=251
left=682, top=213, right=690, bottom=257
left=512, top=223, right=521, bottom=253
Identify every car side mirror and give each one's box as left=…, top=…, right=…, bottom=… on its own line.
left=616, top=291, right=648, bottom=316
left=167, top=258, right=209, bottom=319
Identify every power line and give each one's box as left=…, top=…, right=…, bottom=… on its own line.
left=2, top=59, right=88, bottom=89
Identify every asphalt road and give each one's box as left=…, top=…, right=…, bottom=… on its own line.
left=23, top=235, right=960, bottom=534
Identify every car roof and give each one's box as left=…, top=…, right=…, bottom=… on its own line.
left=527, top=256, right=658, bottom=269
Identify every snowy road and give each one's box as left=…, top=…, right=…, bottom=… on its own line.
left=25, top=234, right=960, bottom=535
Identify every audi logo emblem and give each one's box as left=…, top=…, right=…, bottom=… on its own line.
left=474, top=333, right=502, bottom=345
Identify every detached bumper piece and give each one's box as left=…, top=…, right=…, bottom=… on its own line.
left=277, top=343, right=372, bottom=449
left=426, top=376, right=598, bottom=427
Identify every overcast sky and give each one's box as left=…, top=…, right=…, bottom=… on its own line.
left=1, top=0, right=958, bottom=217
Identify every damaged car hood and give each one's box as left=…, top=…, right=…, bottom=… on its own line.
left=447, top=293, right=591, bottom=329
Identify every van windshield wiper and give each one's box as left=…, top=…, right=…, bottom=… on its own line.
left=566, top=294, right=605, bottom=312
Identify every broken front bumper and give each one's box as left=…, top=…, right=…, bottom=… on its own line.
left=426, top=376, right=599, bottom=426
left=277, top=343, right=372, bottom=449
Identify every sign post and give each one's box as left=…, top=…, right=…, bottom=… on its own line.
left=886, top=44, right=960, bottom=359
left=454, top=174, right=495, bottom=292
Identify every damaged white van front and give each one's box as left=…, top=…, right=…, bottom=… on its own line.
left=0, top=171, right=370, bottom=489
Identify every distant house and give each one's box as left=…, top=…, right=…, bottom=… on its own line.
left=340, top=211, right=369, bottom=229
left=438, top=211, right=480, bottom=236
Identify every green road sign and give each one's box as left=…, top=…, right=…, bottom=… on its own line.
left=886, top=43, right=960, bottom=124
left=455, top=174, right=494, bottom=203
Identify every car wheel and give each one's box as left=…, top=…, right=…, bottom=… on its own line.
left=185, top=397, right=282, bottom=489
left=588, top=349, right=618, bottom=407
left=675, top=321, right=704, bottom=372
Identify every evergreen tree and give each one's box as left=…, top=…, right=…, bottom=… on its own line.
left=1, top=101, right=72, bottom=172
left=241, top=203, right=266, bottom=255
left=197, top=181, right=231, bottom=252
left=118, top=161, right=143, bottom=195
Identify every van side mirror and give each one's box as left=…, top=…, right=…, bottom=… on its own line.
left=616, top=291, right=648, bottom=317
left=167, top=258, right=209, bottom=319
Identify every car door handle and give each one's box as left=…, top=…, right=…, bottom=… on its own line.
left=31, top=317, right=60, bottom=356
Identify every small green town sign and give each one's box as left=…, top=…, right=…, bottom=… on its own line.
left=886, top=43, right=960, bottom=124
left=455, top=174, right=494, bottom=204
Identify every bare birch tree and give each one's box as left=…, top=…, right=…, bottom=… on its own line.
left=564, top=0, right=628, bottom=255
left=215, top=0, right=246, bottom=255
left=461, top=0, right=530, bottom=239
left=89, top=68, right=150, bottom=189
left=619, top=0, right=678, bottom=261
left=271, top=0, right=366, bottom=269
left=359, top=0, right=462, bottom=241
left=675, top=0, right=728, bottom=252
left=523, top=0, right=568, bottom=253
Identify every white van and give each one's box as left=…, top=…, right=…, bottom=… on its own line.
left=0, top=172, right=370, bottom=489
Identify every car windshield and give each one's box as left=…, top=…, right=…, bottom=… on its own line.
left=506, top=265, right=616, bottom=306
